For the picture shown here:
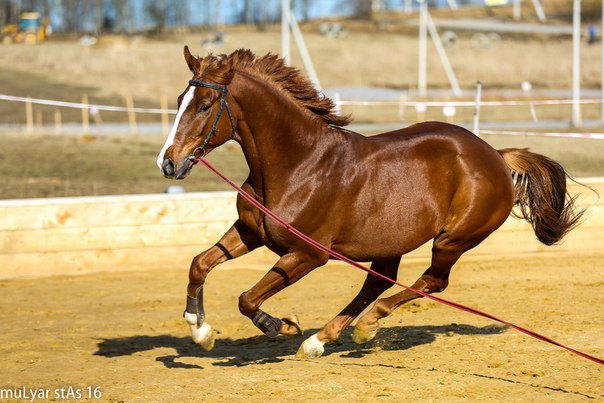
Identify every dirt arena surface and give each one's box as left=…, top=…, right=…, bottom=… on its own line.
left=0, top=251, right=602, bottom=402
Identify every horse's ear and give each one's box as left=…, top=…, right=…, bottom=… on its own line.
left=183, top=45, right=200, bottom=74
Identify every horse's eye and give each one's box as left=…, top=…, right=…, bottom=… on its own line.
left=198, top=104, right=210, bottom=113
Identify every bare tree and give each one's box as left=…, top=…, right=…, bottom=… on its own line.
left=171, top=0, right=189, bottom=27
left=112, top=0, right=134, bottom=33
left=21, top=0, right=36, bottom=12
left=244, top=0, right=254, bottom=26
left=61, top=0, right=82, bottom=32
left=0, top=1, right=7, bottom=26
left=293, top=0, right=315, bottom=21
left=146, top=0, right=167, bottom=32
left=351, top=0, right=372, bottom=19
left=93, top=0, right=104, bottom=34
left=341, top=0, right=384, bottom=20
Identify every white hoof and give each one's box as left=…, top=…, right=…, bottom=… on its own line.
left=351, top=326, right=378, bottom=344
left=184, top=313, right=215, bottom=351
left=295, top=334, right=325, bottom=358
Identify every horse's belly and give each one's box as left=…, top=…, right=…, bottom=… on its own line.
left=332, top=201, right=442, bottom=261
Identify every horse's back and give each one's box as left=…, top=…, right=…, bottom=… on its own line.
left=370, top=121, right=510, bottom=183
left=372, top=121, right=489, bottom=150
left=325, top=121, right=514, bottom=260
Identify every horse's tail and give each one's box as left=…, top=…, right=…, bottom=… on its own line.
left=497, top=148, right=584, bottom=246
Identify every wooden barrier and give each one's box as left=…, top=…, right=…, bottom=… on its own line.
left=1, top=182, right=602, bottom=280
left=0, top=192, right=238, bottom=279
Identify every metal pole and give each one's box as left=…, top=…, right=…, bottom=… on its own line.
left=334, top=92, right=342, bottom=115
left=281, top=0, right=291, bottom=64
left=513, top=0, right=521, bottom=21
left=531, top=0, right=546, bottom=22
left=572, top=0, right=582, bottom=127
left=418, top=0, right=427, bottom=97
left=290, top=13, right=322, bottom=90
left=426, top=11, right=462, bottom=97
left=473, top=81, right=482, bottom=136
left=446, top=0, right=458, bottom=10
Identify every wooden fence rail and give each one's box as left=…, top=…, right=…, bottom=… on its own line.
left=1, top=182, right=602, bottom=280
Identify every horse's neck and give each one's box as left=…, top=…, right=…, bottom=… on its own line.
left=232, top=74, right=335, bottom=196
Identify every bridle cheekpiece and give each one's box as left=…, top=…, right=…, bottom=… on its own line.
left=186, top=79, right=236, bottom=162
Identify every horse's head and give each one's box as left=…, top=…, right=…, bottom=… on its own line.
left=157, top=46, right=237, bottom=179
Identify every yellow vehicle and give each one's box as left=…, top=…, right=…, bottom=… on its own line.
left=1, top=12, right=50, bottom=45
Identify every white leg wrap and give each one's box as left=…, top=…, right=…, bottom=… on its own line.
left=184, top=312, right=214, bottom=351
left=296, top=334, right=325, bottom=358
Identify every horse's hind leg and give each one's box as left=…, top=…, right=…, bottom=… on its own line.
left=185, top=220, right=261, bottom=350
left=352, top=232, right=482, bottom=344
left=296, top=258, right=400, bottom=358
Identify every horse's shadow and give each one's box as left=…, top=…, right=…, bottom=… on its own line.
left=94, top=323, right=507, bottom=369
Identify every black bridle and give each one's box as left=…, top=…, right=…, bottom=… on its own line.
left=186, top=79, right=236, bottom=161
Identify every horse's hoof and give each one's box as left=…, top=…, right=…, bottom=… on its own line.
left=295, top=334, right=325, bottom=358
left=281, top=314, right=303, bottom=336
left=191, top=322, right=215, bottom=351
left=184, top=313, right=215, bottom=351
left=352, top=325, right=378, bottom=344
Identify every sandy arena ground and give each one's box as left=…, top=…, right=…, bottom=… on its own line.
left=0, top=251, right=602, bottom=402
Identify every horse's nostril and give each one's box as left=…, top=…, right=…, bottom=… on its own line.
left=162, top=158, right=175, bottom=176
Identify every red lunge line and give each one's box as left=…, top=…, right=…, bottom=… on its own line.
left=197, top=157, right=603, bottom=365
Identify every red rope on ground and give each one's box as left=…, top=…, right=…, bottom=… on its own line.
left=197, top=157, right=603, bottom=365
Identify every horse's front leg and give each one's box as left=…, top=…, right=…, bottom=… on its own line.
left=238, top=251, right=328, bottom=339
left=184, top=220, right=261, bottom=350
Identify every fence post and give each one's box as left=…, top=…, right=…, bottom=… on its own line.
left=125, top=94, right=137, bottom=135
left=81, top=95, right=89, bottom=134
left=160, top=95, right=169, bottom=134
left=571, top=0, right=582, bottom=128
left=473, top=81, right=482, bottom=136
left=25, top=97, right=34, bottom=133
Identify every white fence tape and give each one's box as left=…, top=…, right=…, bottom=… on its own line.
left=335, top=98, right=604, bottom=107
left=2, top=93, right=604, bottom=140
left=0, top=94, right=177, bottom=114
left=2, top=93, right=603, bottom=112
left=479, top=129, right=604, bottom=140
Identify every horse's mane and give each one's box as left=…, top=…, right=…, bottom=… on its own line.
left=196, top=49, right=351, bottom=127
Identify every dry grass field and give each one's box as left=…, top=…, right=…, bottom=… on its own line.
left=1, top=25, right=604, bottom=198
left=0, top=131, right=603, bottom=199
left=0, top=25, right=603, bottom=125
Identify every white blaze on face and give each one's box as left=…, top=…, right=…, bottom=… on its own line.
left=156, top=86, right=197, bottom=171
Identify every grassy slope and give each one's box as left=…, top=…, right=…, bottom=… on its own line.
left=1, top=28, right=603, bottom=198
left=0, top=131, right=602, bottom=199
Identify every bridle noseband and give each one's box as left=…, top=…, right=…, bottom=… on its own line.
left=186, top=79, right=236, bottom=161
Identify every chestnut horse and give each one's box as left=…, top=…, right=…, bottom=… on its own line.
left=157, top=47, right=582, bottom=358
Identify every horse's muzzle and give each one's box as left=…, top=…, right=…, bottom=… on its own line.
left=161, top=157, right=192, bottom=180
